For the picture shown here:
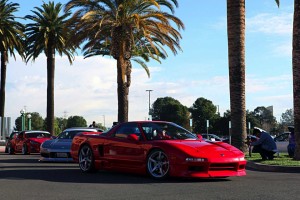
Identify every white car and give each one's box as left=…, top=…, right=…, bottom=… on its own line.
left=274, top=132, right=290, bottom=153
left=40, top=127, right=103, bottom=162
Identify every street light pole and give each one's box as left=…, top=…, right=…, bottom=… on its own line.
left=102, top=115, right=105, bottom=128
left=146, top=90, right=153, bottom=120
left=20, top=109, right=25, bottom=131
left=27, top=114, right=32, bottom=130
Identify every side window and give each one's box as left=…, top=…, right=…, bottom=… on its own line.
left=114, top=123, right=140, bottom=139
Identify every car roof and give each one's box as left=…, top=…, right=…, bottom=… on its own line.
left=63, top=127, right=103, bottom=132
left=22, top=130, right=50, bottom=134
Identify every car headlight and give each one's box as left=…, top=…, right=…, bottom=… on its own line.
left=186, top=158, right=207, bottom=162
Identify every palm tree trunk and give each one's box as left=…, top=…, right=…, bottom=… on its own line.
left=227, top=0, right=248, bottom=152
left=47, top=46, right=55, bottom=135
left=117, top=56, right=129, bottom=123
left=0, top=51, right=7, bottom=118
left=293, top=0, right=300, bottom=160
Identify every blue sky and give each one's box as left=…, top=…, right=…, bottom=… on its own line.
left=5, top=0, right=294, bottom=127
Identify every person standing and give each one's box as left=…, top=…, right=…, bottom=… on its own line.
left=251, top=127, right=277, bottom=160
left=287, top=126, right=295, bottom=157
left=89, top=121, right=98, bottom=128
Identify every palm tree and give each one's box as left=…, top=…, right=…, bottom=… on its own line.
left=292, top=0, right=300, bottom=160
left=0, top=0, right=25, bottom=118
left=25, top=1, right=76, bottom=135
left=65, top=0, right=184, bottom=122
left=226, top=0, right=279, bottom=151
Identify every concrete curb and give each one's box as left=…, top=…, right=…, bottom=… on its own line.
left=246, top=161, right=300, bottom=173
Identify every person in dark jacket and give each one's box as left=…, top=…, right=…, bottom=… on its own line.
left=287, top=126, right=295, bottom=157
left=251, top=127, right=277, bottom=160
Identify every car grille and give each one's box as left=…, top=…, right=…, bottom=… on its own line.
left=188, top=162, right=244, bottom=172
left=209, top=163, right=238, bottom=171
left=41, top=152, right=71, bottom=158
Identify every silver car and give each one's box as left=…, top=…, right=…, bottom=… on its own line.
left=40, top=127, right=103, bottom=162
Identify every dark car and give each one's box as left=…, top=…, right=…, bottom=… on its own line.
left=5, top=131, right=20, bottom=153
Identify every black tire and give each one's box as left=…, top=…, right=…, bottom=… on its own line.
left=22, top=145, right=29, bottom=155
left=147, top=149, right=170, bottom=179
left=7, top=145, right=14, bottom=155
left=78, top=145, right=96, bottom=173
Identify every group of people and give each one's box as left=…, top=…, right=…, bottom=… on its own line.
left=250, top=126, right=295, bottom=160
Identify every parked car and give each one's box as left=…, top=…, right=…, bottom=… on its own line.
left=40, top=127, right=103, bottom=162
left=5, top=131, right=20, bottom=153
left=6, top=130, right=51, bottom=154
left=274, top=132, right=290, bottom=153
left=71, top=121, right=246, bottom=179
left=201, top=133, right=229, bottom=143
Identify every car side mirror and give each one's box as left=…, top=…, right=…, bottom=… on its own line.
left=51, top=136, right=57, bottom=139
left=127, top=134, right=139, bottom=142
left=196, top=134, right=203, bottom=141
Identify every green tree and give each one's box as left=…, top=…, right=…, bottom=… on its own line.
left=0, top=0, right=25, bottom=118
left=56, top=117, right=67, bottom=131
left=280, top=109, right=294, bottom=126
left=189, top=97, right=218, bottom=133
left=152, top=97, right=190, bottom=129
left=24, top=1, right=76, bottom=135
left=15, top=112, right=45, bottom=131
left=252, top=106, right=277, bottom=130
left=292, top=0, right=300, bottom=160
left=226, top=0, right=279, bottom=152
left=66, top=115, right=87, bottom=128
left=65, top=0, right=184, bottom=123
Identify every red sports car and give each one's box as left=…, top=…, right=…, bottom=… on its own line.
left=7, top=130, right=51, bottom=154
left=71, top=121, right=246, bottom=179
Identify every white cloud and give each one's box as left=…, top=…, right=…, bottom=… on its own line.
left=247, top=12, right=293, bottom=35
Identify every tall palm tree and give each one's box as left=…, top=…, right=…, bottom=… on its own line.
left=65, top=0, right=184, bottom=123
left=0, top=0, right=25, bottom=118
left=25, top=1, right=76, bottom=135
left=226, top=0, right=279, bottom=151
left=292, top=0, right=300, bottom=160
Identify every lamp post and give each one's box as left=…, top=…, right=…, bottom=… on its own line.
left=20, top=109, right=25, bottom=131
left=102, top=115, right=105, bottom=128
left=146, top=90, right=153, bottom=120
left=27, top=114, right=32, bottom=130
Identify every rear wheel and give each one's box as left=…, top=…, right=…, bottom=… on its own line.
left=147, top=149, right=170, bottom=179
left=78, top=145, right=96, bottom=173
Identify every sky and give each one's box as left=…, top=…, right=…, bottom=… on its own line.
left=4, top=0, right=295, bottom=128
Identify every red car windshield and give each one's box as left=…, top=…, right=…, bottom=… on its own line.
left=26, top=133, right=51, bottom=138
left=141, top=122, right=197, bottom=141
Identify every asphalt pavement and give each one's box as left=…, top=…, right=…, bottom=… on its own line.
left=0, top=145, right=299, bottom=173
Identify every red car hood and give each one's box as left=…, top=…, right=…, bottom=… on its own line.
left=28, top=138, right=51, bottom=144
left=165, top=140, right=244, bottom=158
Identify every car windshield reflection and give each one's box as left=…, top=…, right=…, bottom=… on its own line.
left=141, top=122, right=197, bottom=140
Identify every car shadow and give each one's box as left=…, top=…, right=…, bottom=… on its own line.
left=0, top=153, right=231, bottom=184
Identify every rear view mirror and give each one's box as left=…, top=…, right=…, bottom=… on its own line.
left=196, top=134, right=203, bottom=141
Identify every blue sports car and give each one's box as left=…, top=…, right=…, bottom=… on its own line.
left=40, top=127, right=103, bottom=162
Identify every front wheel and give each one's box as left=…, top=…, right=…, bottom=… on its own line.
left=7, top=145, right=14, bottom=155
left=22, top=145, right=29, bottom=155
left=78, top=145, right=96, bottom=173
left=147, top=149, right=170, bottom=179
